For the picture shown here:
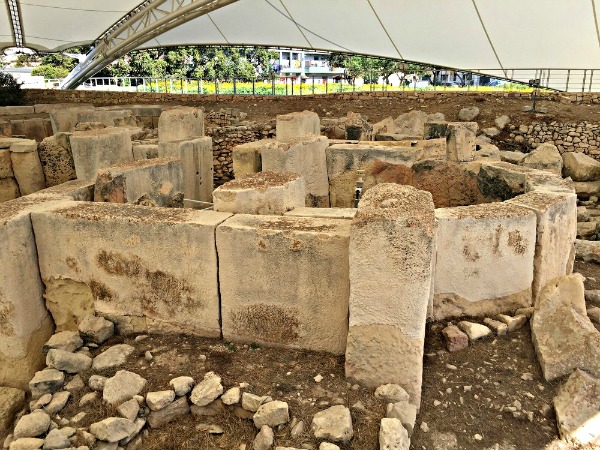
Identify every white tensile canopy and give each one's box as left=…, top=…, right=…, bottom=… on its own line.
left=2, top=0, right=599, bottom=91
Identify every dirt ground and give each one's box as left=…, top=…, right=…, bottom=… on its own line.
left=51, top=261, right=600, bottom=450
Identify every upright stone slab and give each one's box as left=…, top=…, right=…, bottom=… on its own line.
left=10, top=118, right=53, bottom=142
left=77, top=109, right=137, bottom=128
left=508, top=191, right=577, bottom=303
left=38, top=133, right=77, bottom=187
left=10, top=140, right=46, bottom=195
left=69, top=127, right=133, bottom=181
left=276, top=111, right=320, bottom=141
left=446, top=122, right=476, bottom=162
left=0, top=149, right=13, bottom=179
left=158, top=137, right=213, bottom=205
left=133, top=144, right=158, bottom=161
left=50, top=106, right=95, bottom=133
left=232, top=141, right=263, bottom=178
left=345, top=184, right=435, bottom=406
left=94, top=157, right=183, bottom=207
left=261, top=136, right=330, bottom=207
left=31, top=202, right=231, bottom=337
left=0, top=197, right=60, bottom=389
left=0, top=178, right=20, bottom=202
left=434, top=203, right=536, bottom=320
left=213, top=172, right=305, bottom=215
left=217, top=214, right=350, bottom=354
left=158, top=107, right=204, bottom=143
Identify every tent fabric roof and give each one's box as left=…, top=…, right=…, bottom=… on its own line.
left=2, top=0, right=600, bottom=90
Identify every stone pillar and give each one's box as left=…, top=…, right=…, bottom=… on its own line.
left=69, top=127, right=133, bottom=181
left=446, top=122, right=477, bottom=162
left=10, top=139, right=46, bottom=195
left=158, top=137, right=213, bottom=205
left=232, top=141, right=263, bottom=179
left=345, top=184, right=435, bottom=406
left=213, top=172, right=305, bottom=215
left=38, top=133, right=77, bottom=187
left=275, top=111, right=320, bottom=141
left=158, top=107, right=204, bottom=143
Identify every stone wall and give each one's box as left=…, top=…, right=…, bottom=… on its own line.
left=206, top=124, right=274, bottom=185
left=504, top=121, right=600, bottom=157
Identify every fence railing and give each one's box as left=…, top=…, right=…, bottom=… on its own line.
left=40, top=69, right=600, bottom=94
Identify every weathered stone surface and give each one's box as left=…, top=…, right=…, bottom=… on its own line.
left=190, top=372, right=223, bottom=407
left=532, top=274, right=600, bottom=381
left=345, top=111, right=372, bottom=140
left=554, top=369, right=600, bottom=445
left=29, top=370, right=64, bottom=399
left=458, top=107, right=479, bottom=121
left=146, top=390, right=175, bottom=411
left=221, top=387, right=240, bottom=405
left=346, top=185, right=435, bottom=405
left=158, top=137, right=213, bottom=205
left=69, top=127, right=133, bottom=181
left=31, top=202, right=231, bottom=337
left=103, top=371, right=147, bottom=405
left=447, top=122, right=476, bottom=162
left=434, top=203, right=536, bottom=320
left=78, top=315, right=114, bottom=345
left=94, top=157, right=183, bottom=207
left=169, top=376, right=194, bottom=397
left=253, top=401, right=290, bottom=429
left=372, top=117, right=395, bottom=139
left=218, top=214, right=350, bottom=354
left=457, top=322, right=492, bottom=340
left=588, top=307, right=600, bottom=323
left=42, top=331, right=83, bottom=354
left=77, top=109, right=137, bottom=129
left=9, top=140, right=37, bottom=154
left=49, top=106, right=95, bottom=133
left=10, top=119, right=52, bottom=143
left=386, top=401, right=417, bottom=437
left=319, top=444, right=340, bottom=450
left=90, top=417, right=136, bottom=443
left=496, top=314, right=527, bottom=331
left=393, top=110, right=442, bottom=137
left=10, top=149, right=45, bottom=195
left=92, top=344, right=134, bottom=371
left=311, top=406, right=353, bottom=444
left=276, top=111, right=320, bottom=141
left=500, top=150, right=526, bottom=165
left=519, top=143, right=563, bottom=176
left=132, top=144, right=158, bottom=161
left=575, top=239, right=600, bottom=264
left=0, top=177, right=20, bottom=201
left=43, top=391, right=70, bottom=415
left=508, top=191, right=577, bottom=304
left=374, top=385, right=410, bottom=404
left=242, top=393, right=272, bottom=412
left=483, top=318, right=508, bottom=335
left=0, top=149, right=13, bottom=178
left=37, top=134, right=76, bottom=187
left=43, top=428, right=70, bottom=449
left=88, top=375, right=106, bottom=391
left=379, top=417, right=409, bottom=450
left=253, top=425, right=274, bottom=450
left=214, top=171, right=304, bottom=215
left=147, top=397, right=189, bottom=429
left=8, top=437, right=44, bottom=449
left=158, top=107, right=204, bottom=143
left=441, top=325, right=469, bottom=352
left=284, top=207, right=357, bottom=220
left=46, top=349, right=92, bottom=374
left=117, top=398, right=139, bottom=421
left=562, top=152, right=600, bottom=181
left=232, top=140, right=262, bottom=178
left=13, top=410, right=50, bottom=439
left=0, top=387, right=25, bottom=441
left=495, top=115, right=510, bottom=130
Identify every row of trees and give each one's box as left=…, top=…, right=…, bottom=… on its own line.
left=11, top=45, right=447, bottom=84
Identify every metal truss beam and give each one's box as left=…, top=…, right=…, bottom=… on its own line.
left=5, top=0, right=24, bottom=48
left=60, top=0, right=239, bottom=89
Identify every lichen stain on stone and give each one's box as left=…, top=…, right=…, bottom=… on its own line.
left=462, top=244, right=480, bottom=262
left=230, top=304, right=299, bottom=343
left=97, top=250, right=142, bottom=277
left=66, top=257, right=79, bottom=272
left=508, top=230, right=527, bottom=255
left=492, top=225, right=503, bottom=255
left=290, top=239, right=302, bottom=252
left=0, top=300, right=15, bottom=336
left=90, top=279, right=114, bottom=303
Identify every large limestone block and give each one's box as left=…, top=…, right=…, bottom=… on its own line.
left=94, top=157, right=183, bottom=207
left=217, top=214, right=350, bottom=354
left=554, top=369, right=600, bottom=445
left=433, top=203, right=536, bottom=320
left=213, top=172, right=305, bottom=215
left=50, top=106, right=95, bottom=133
left=158, top=107, right=204, bottom=143
left=38, top=133, right=77, bottom=187
left=0, top=149, right=13, bottom=178
left=31, top=202, right=231, bottom=337
left=346, top=184, right=435, bottom=406
left=158, top=137, right=213, bottom=205
left=276, top=111, right=320, bottom=141
left=27, top=179, right=94, bottom=203
left=531, top=274, right=600, bottom=381
left=262, top=136, right=330, bottom=207
left=232, top=140, right=263, bottom=178
left=0, top=106, right=34, bottom=116
left=10, top=146, right=46, bottom=196
left=132, top=144, right=158, bottom=161
left=519, top=143, right=563, bottom=176
left=0, top=177, right=20, bottom=202
left=0, top=120, right=10, bottom=137
left=446, top=122, right=477, bottom=162
left=508, top=191, right=577, bottom=303
left=0, top=197, right=61, bottom=389
left=562, top=151, right=600, bottom=181
left=10, top=119, right=53, bottom=142
left=69, top=127, right=133, bottom=181
left=0, top=386, right=25, bottom=441
left=284, top=207, right=357, bottom=220
left=77, top=109, right=137, bottom=128
left=34, top=103, right=93, bottom=114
